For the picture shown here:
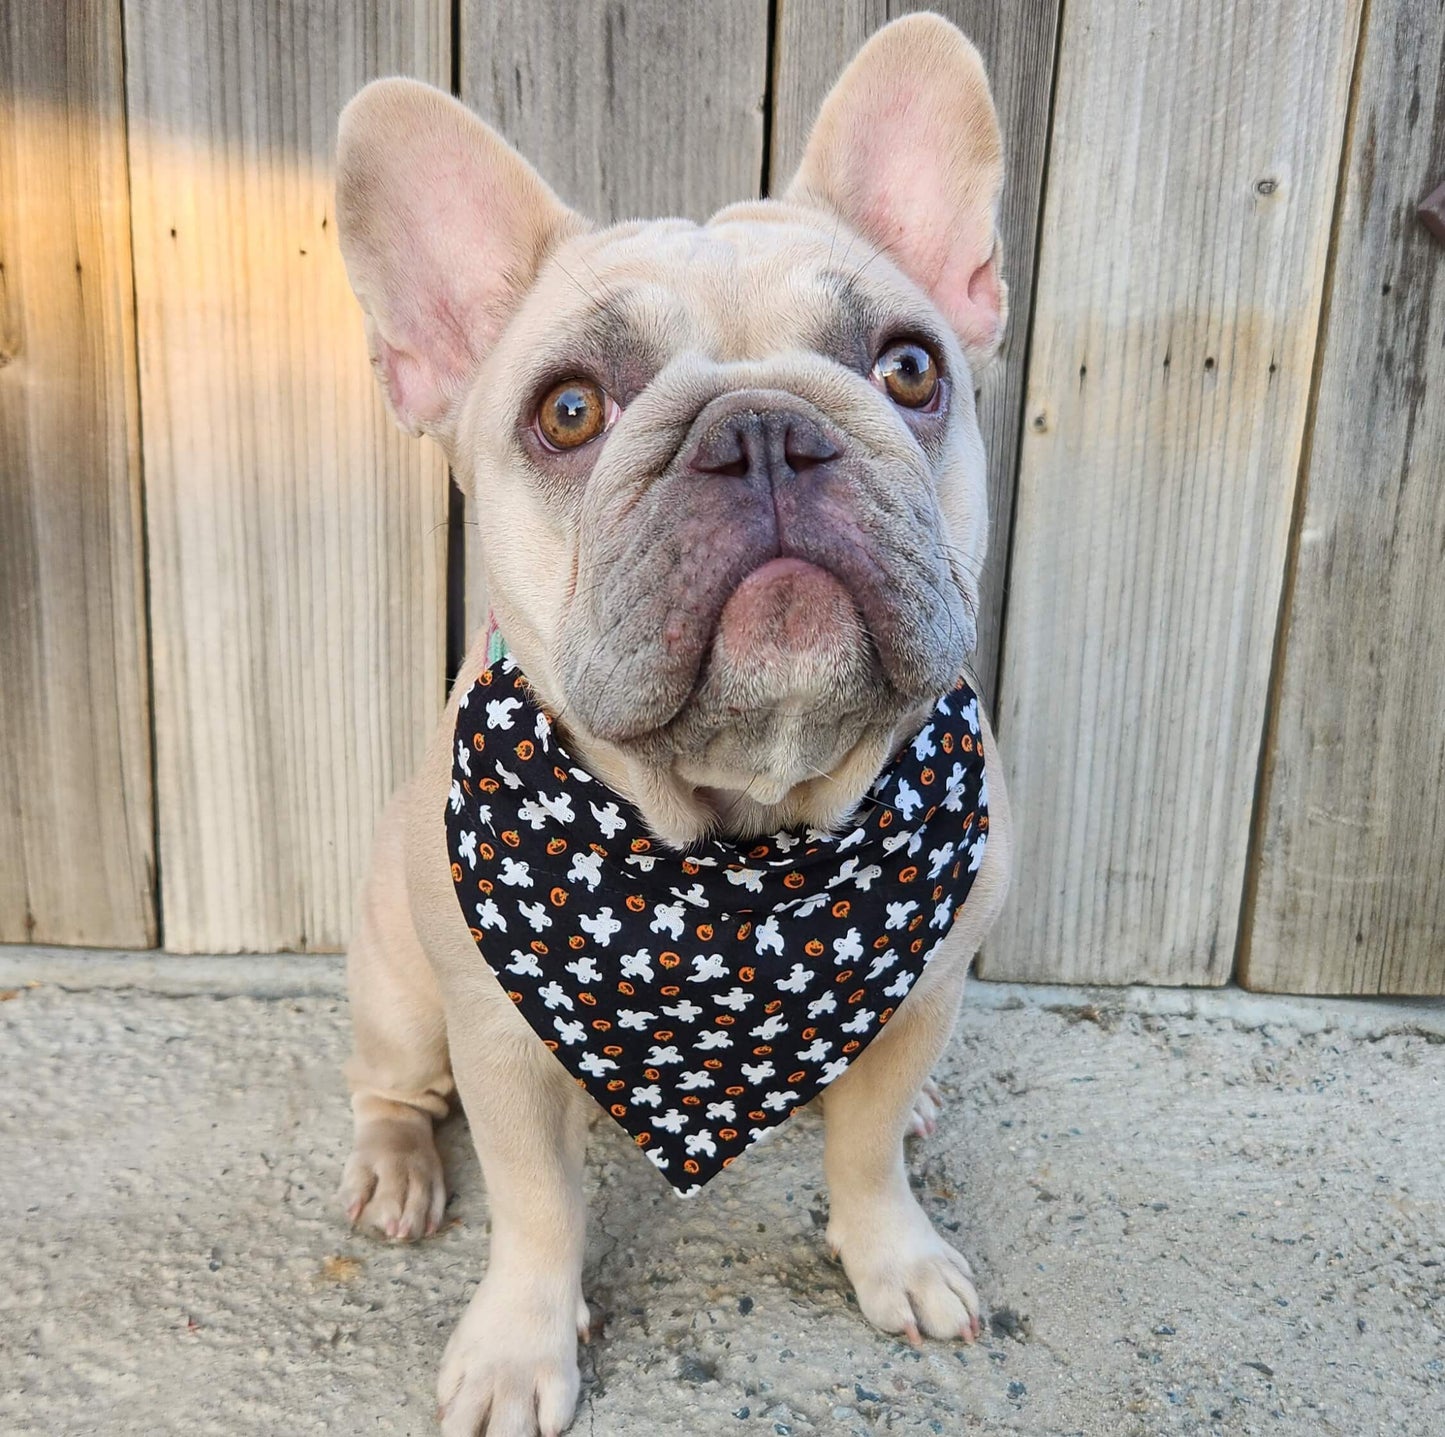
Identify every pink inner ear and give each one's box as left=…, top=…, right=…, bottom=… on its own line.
left=850, top=128, right=1002, bottom=360
left=954, top=252, right=1003, bottom=357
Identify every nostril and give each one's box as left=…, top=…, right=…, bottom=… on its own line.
left=784, top=423, right=840, bottom=473
left=690, top=424, right=752, bottom=479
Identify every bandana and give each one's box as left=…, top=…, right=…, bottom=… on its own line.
left=445, top=652, right=989, bottom=1196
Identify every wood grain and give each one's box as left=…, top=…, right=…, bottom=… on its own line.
left=123, top=0, right=450, bottom=951
left=0, top=1, right=154, bottom=946
left=1242, top=0, right=1445, bottom=996
left=983, top=0, right=1365, bottom=986
left=459, top=0, right=770, bottom=639
left=770, top=0, right=1061, bottom=709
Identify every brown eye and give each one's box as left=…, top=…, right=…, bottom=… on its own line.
left=873, top=341, right=940, bottom=409
left=535, top=379, right=613, bottom=450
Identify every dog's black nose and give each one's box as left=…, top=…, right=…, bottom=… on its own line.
left=689, top=407, right=841, bottom=488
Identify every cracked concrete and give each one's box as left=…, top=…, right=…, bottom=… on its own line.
left=1, top=960, right=1442, bottom=1435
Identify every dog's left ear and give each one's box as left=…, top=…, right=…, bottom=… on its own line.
left=785, top=14, right=1007, bottom=367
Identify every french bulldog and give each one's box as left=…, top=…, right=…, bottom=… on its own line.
left=333, top=14, right=1013, bottom=1436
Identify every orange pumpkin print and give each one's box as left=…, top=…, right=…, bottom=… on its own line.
left=739, top=966, right=755, bottom=983
left=578, top=993, right=597, bottom=1007
left=736, top=922, right=752, bottom=942
left=515, top=739, right=534, bottom=760
left=899, top=865, right=918, bottom=884
left=703, top=1058, right=723, bottom=1070
left=683, top=1095, right=701, bottom=1107
left=719, top=1127, right=738, bottom=1141
left=501, top=829, right=521, bottom=848
left=696, top=923, right=714, bottom=941
left=479, top=842, right=495, bottom=861
left=606, top=1079, right=625, bottom=1091
left=610, top=1103, right=627, bottom=1117
left=836, top=969, right=854, bottom=984
left=920, top=766, right=935, bottom=786
left=681, top=857, right=701, bottom=875
left=546, top=836, right=568, bottom=856
left=472, top=732, right=486, bottom=751
left=530, top=939, right=549, bottom=955
left=635, top=1132, right=650, bottom=1146
left=783, top=871, right=805, bottom=889
left=603, top=1043, right=622, bottom=1056
left=549, top=886, right=568, bottom=906
left=660, top=984, right=680, bottom=996
left=725, top=1085, right=745, bottom=1097
left=479, top=777, right=499, bottom=794
left=878, top=810, right=893, bottom=828
left=630, top=837, right=651, bottom=853
left=653, top=1029, right=675, bottom=1042
left=684, top=1159, right=700, bottom=1174
left=568, top=934, right=585, bottom=950
left=626, top=894, right=647, bottom=912
left=831, top=900, right=850, bottom=919
left=477, top=878, right=494, bottom=895
left=659, top=951, right=681, bottom=969
left=450, top=862, right=463, bottom=883
left=617, top=979, right=635, bottom=996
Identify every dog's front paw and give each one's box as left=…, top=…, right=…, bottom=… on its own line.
left=905, top=1076, right=945, bottom=1138
left=437, top=1276, right=590, bottom=1437
left=338, top=1110, right=446, bottom=1241
left=830, top=1199, right=981, bottom=1344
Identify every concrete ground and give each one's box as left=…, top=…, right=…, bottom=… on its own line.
left=1, top=953, right=1442, bottom=1437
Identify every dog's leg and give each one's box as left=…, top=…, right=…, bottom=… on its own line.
left=436, top=986, right=591, bottom=1437
left=821, top=963, right=981, bottom=1344
left=339, top=785, right=453, bottom=1241
left=823, top=708, right=1011, bottom=1343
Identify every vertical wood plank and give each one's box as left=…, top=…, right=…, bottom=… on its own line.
left=770, top=0, right=1061, bottom=710
left=0, top=1, right=155, bottom=946
left=983, top=0, right=1364, bottom=986
left=460, top=0, right=770, bottom=638
left=124, top=0, right=449, bottom=951
left=1243, top=0, right=1445, bottom=996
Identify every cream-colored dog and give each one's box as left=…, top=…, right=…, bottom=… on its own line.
left=333, top=15, right=1013, bottom=1436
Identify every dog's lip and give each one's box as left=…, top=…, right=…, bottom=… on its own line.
left=732, top=555, right=831, bottom=588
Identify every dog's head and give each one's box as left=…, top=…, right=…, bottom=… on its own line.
left=337, top=15, right=1005, bottom=843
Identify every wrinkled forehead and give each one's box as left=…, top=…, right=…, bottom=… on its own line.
left=521, top=207, right=945, bottom=378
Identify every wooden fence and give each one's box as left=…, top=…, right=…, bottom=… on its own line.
left=1, top=0, right=1441, bottom=995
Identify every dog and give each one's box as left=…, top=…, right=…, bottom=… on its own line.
left=333, top=15, right=1013, bottom=1436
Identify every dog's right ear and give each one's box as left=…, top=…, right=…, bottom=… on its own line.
left=336, top=78, right=582, bottom=438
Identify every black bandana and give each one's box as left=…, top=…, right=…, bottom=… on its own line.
left=445, top=654, right=989, bottom=1196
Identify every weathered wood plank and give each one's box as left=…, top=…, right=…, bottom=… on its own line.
left=771, top=0, right=1060, bottom=709
left=0, top=0, right=155, bottom=946
left=983, top=0, right=1364, bottom=985
left=124, top=0, right=450, bottom=951
left=460, top=0, right=770, bottom=638
left=1242, top=0, right=1445, bottom=996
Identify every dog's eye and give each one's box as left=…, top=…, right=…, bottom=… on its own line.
left=872, top=341, right=940, bottom=410
left=534, top=380, right=618, bottom=450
